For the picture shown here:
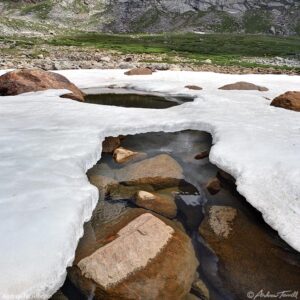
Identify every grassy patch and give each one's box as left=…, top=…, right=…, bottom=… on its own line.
left=48, top=32, right=300, bottom=58
left=214, top=12, right=240, bottom=33
left=21, top=0, right=53, bottom=19
left=243, top=10, right=272, bottom=34
left=1, top=32, right=299, bottom=71
left=131, top=8, right=161, bottom=32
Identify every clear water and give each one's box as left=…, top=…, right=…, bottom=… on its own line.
left=52, top=93, right=300, bottom=300
left=83, top=89, right=193, bottom=109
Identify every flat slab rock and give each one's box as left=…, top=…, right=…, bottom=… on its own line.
left=89, top=154, right=184, bottom=191
left=78, top=213, right=174, bottom=288
left=70, top=209, right=198, bottom=299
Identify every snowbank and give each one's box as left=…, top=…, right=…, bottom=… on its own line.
left=0, top=70, right=299, bottom=299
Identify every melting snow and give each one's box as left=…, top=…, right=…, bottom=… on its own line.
left=0, top=69, right=299, bottom=299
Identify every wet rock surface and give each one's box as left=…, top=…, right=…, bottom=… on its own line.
left=113, top=147, right=146, bottom=164
left=271, top=91, right=300, bottom=112
left=199, top=205, right=300, bottom=299
left=0, top=69, right=85, bottom=101
left=102, top=136, right=121, bottom=153
left=133, top=190, right=177, bottom=219
left=61, top=130, right=300, bottom=300
left=206, top=177, right=221, bottom=195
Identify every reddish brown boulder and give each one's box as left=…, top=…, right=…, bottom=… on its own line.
left=219, top=81, right=268, bottom=91
left=270, top=91, right=300, bottom=112
left=102, top=136, right=121, bottom=153
left=124, top=68, right=153, bottom=76
left=206, top=177, right=221, bottom=195
left=0, top=69, right=85, bottom=101
left=185, top=85, right=203, bottom=90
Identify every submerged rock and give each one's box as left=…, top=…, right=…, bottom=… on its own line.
left=192, top=278, right=210, bottom=300
left=0, top=69, right=85, bottom=101
left=217, top=170, right=236, bottom=190
left=107, top=183, right=155, bottom=201
left=116, top=154, right=184, bottom=188
left=113, top=147, right=146, bottom=164
left=124, top=67, right=153, bottom=75
left=133, top=190, right=177, bottom=218
left=194, top=150, right=209, bottom=160
left=219, top=81, right=268, bottom=91
left=50, top=290, right=68, bottom=300
left=203, top=206, right=237, bottom=239
left=199, top=205, right=300, bottom=299
left=70, top=211, right=198, bottom=300
left=88, top=174, right=118, bottom=195
left=270, top=91, right=300, bottom=112
left=206, top=177, right=221, bottom=195
left=102, top=136, right=121, bottom=153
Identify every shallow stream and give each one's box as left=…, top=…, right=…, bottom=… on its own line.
left=52, top=93, right=300, bottom=300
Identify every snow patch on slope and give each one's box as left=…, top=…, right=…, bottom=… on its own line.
left=0, top=69, right=299, bottom=299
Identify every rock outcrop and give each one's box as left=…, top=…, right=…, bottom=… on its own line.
left=270, top=91, right=300, bottom=112
left=0, top=69, right=85, bottom=101
left=1, top=0, right=299, bottom=35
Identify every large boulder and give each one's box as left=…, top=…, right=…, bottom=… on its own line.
left=89, top=154, right=184, bottom=191
left=133, top=190, right=177, bottom=219
left=0, top=69, right=85, bottom=101
left=70, top=211, right=198, bottom=300
left=117, top=154, right=184, bottom=188
left=199, top=205, right=300, bottom=299
left=270, top=91, right=300, bottom=112
left=219, top=81, right=268, bottom=91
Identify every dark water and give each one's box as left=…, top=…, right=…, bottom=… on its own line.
left=84, top=91, right=193, bottom=109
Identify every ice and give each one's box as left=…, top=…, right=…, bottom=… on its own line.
left=0, top=69, right=299, bottom=299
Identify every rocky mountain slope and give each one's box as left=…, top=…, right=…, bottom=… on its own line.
left=0, top=0, right=299, bottom=36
